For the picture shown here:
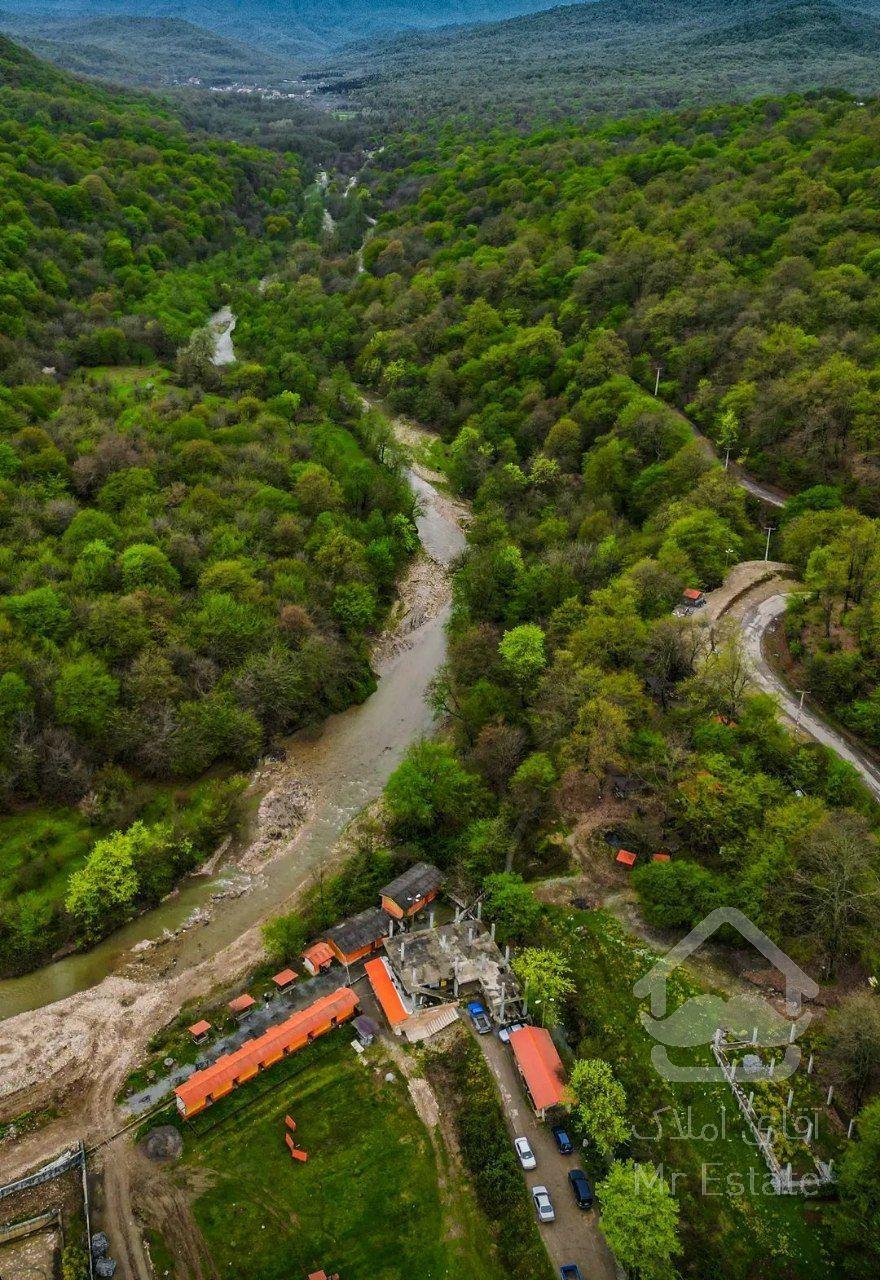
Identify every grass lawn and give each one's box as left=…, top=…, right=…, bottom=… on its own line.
left=177, top=1031, right=508, bottom=1280
left=546, top=907, right=841, bottom=1280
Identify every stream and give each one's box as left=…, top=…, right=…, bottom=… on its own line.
left=0, top=311, right=464, bottom=1022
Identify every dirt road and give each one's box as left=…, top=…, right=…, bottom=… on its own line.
left=475, top=1030, right=617, bottom=1280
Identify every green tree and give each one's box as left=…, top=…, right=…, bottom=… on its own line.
left=512, top=947, right=574, bottom=1026
left=833, top=1096, right=880, bottom=1278
left=482, top=872, right=541, bottom=942
left=54, top=656, right=119, bottom=737
left=597, top=1160, right=681, bottom=1280
left=499, top=624, right=547, bottom=691
left=384, top=740, right=478, bottom=842
left=569, top=1058, right=628, bottom=1156
left=66, top=827, right=141, bottom=938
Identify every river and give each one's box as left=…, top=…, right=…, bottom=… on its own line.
left=0, top=361, right=465, bottom=1021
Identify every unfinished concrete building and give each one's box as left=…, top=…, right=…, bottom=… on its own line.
left=383, top=918, right=524, bottom=1024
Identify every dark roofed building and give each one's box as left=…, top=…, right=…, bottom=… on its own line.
left=324, top=906, right=390, bottom=964
left=380, top=862, right=442, bottom=919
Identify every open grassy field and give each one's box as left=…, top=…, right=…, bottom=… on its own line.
left=545, top=907, right=841, bottom=1280
left=174, top=1030, right=510, bottom=1280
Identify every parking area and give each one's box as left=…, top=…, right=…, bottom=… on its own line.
left=474, top=1029, right=617, bottom=1280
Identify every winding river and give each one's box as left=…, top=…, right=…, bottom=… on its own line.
left=0, top=317, right=464, bottom=1022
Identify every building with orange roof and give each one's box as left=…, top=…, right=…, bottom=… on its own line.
left=272, top=969, right=297, bottom=990
left=302, top=941, right=335, bottom=977
left=228, top=993, right=256, bottom=1017
left=652, top=852, right=671, bottom=863
left=175, top=987, right=359, bottom=1118
left=364, top=957, right=410, bottom=1029
left=615, top=849, right=638, bottom=868
left=187, top=1020, right=212, bottom=1043
left=509, top=1025, right=567, bottom=1118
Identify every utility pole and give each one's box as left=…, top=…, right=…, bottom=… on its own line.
left=724, top=446, right=731, bottom=471
left=795, top=689, right=807, bottom=731
left=654, top=365, right=661, bottom=397
left=763, top=525, right=776, bottom=563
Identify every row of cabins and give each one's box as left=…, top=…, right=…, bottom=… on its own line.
left=303, top=863, right=443, bottom=975
left=175, top=864, right=442, bottom=1119
left=175, top=988, right=359, bottom=1118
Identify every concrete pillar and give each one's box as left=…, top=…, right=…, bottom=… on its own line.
left=428, top=908, right=435, bottom=929
left=769, top=1057, right=776, bottom=1078
left=476, top=901, right=482, bottom=920
left=807, top=1053, right=814, bottom=1074
left=500, top=982, right=506, bottom=1023
left=468, top=924, right=474, bottom=944
left=454, top=907, right=461, bottom=924
left=504, top=944, right=510, bottom=964
left=400, top=940, right=406, bottom=961
left=827, top=1085, right=834, bottom=1106
left=789, top=1021, right=797, bottom=1043
left=848, top=1118, right=856, bottom=1139
left=787, top=1089, right=794, bottom=1109
left=490, top=922, right=496, bottom=941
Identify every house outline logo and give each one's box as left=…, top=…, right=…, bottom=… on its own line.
left=633, top=907, right=819, bottom=1082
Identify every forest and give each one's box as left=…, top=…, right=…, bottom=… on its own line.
left=333, top=0, right=880, bottom=124
left=3, top=18, right=880, bottom=1275
left=0, top=38, right=415, bottom=973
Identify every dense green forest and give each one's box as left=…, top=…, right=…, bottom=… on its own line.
left=354, top=93, right=880, bottom=499
left=0, top=38, right=415, bottom=973
left=333, top=0, right=880, bottom=124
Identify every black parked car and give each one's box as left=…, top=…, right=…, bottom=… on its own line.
left=568, top=1169, right=594, bottom=1210
left=551, top=1124, right=573, bottom=1155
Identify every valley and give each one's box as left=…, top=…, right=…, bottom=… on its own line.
left=3, top=8, right=880, bottom=1280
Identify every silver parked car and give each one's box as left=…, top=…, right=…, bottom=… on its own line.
left=514, top=1136, right=536, bottom=1170
left=531, top=1185, right=555, bottom=1223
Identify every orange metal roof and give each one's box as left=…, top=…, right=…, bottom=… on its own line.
left=652, top=852, right=671, bottom=862
left=683, top=588, right=704, bottom=600
left=616, top=849, right=638, bottom=867
left=188, top=1020, right=212, bottom=1037
left=176, top=987, right=358, bottom=1115
left=509, top=1026, right=567, bottom=1111
left=228, top=994, right=255, bottom=1014
left=272, top=969, right=297, bottom=987
left=303, top=942, right=334, bottom=967
left=364, top=957, right=409, bottom=1027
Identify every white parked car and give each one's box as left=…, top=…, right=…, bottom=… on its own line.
left=514, top=1136, right=536, bottom=1170
left=531, top=1185, right=555, bottom=1223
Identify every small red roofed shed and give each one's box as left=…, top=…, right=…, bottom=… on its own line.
left=652, top=852, right=671, bottom=863
left=302, top=942, right=335, bottom=977
left=228, top=993, right=255, bottom=1017
left=272, top=969, right=297, bottom=990
left=616, top=849, right=638, bottom=868
left=188, top=1020, right=211, bottom=1043
left=509, top=1025, right=567, bottom=1118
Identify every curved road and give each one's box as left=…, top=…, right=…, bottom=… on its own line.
left=741, top=593, right=880, bottom=802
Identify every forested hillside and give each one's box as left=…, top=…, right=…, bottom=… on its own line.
left=0, top=38, right=414, bottom=973
left=333, top=0, right=880, bottom=122
left=0, top=13, right=297, bottom=87
left=356, top=93, right=880, bottom=500
left=5, top=0, right=565, bottom=62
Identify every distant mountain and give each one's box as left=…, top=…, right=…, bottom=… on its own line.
left=0, top=13, right=296, bottom=85
left=323, top=0, right=880, bottom=120
left=0, top=1, right=567, bottom=62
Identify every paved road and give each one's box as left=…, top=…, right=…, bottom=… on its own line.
left=741, top=594, right=880, bottom=802
left=475, top=1030, right=617, bottom=1280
